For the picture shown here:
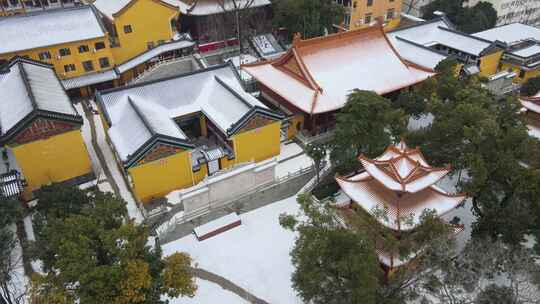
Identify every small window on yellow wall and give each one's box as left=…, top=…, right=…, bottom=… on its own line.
left=82, top=60, right=94, bottom=72
left=99, top=57, right=110, bottom=69
left=365, top=13, right=372, bottom=24
left=38, top=51, right=51, bottom=61
left=124, top=25, right=133, bottom=34
left=387, top=8, right=395, bottom=20
left=58, top=48, right=71, bottom=57
left=64, top=64, right=76, bottom=73
left=78, top=45, right=89, bottom=53
left=367, top=0, right=373, bottom=7
left=95, top=42, right=106, bottom=50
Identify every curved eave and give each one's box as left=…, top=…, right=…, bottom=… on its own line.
left=123, top=135, right=194, bottom=169
left=0, top=110, right=83, bottom=145
left=359, top=155, right=451, bottom=194
left=335, top=175, right=467, bottom=232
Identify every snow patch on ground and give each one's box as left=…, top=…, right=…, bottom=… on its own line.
left=278, top=142, right=304, bottom=162
left=162, top=196, right=302, bottom=304
left=166, top=279, right=249, bottom=304
left=276, top=153, right=313, bottom=179
left=74, top=103, right=104, bottom=180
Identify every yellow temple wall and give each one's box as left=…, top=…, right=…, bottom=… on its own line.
left=11, top=130, right=93, bottom=196
left=232, top=122, right=281, bottom=164
left=110, top=0, right=178, bottom=64
left=479, top=51, right=503, bottom=77
left=501, top=62, right=540, bottom=83
left=128, top=150, right=193, bottom=203
left=349, top=0, right=402, bottom=30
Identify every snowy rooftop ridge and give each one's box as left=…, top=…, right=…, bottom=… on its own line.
left=93, top=0, right=181, bottom=19
left=387, top=18, right=497, bottom=70
left=0, top=58, right=81, bottom=139
left=474, top=23, right=540, bottom=45
left=0, top=5, right=106, bottom=55
left=97, top=63, right=281, bottom=165
left=243, top=23, right=434, bottom=114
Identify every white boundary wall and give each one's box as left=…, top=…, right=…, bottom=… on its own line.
left=167, top=158, right=277, bottom=214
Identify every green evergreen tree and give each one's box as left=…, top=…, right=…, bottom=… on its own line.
left=272, top=0, right=345, bottom=39
left=280, top=194, right=381, bottom=304
left=30, top=188, right=196, bottom=303
left=422, top=0, right=497, bottom=33
left=406, top=59, right=540, bottom=246
left=330, top=90, right=406, bottom=174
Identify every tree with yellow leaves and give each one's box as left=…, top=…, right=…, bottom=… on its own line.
left=29, top=184, right=196, bottom=303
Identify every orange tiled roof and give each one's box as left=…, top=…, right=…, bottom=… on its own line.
left=359, top=140, right=451, bottom=193
left=242, top=23, right=435, bottom=114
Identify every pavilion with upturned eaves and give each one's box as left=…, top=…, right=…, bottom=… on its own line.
left=520, top=94, right=540, bottom=139
left=335, top=140, right=466, bottom=272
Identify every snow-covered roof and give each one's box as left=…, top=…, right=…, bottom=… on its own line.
left=390, top=37, right=448, bottom=69
left=62, top=69, right=119, bottom=90
left=336, top=173, right=465, bottom=231
left=61, top=37, right=195, bottom=90
left=243, top=24, right=434, bottom=115
left=116, top=37, right=195, bottom=73
left=93, top=0, right=180, bottom=19
left=511, top=44, right=540, bottom=58
left=521, top=95, right=540, bottom=114
left=176, top=0, right=270, bottom=16
left=0, top=6, right=106, bottom=55
left=474, top=23, right=540, bottom=45
left=359, top=141, right=451, bottom=193
left=388, top=18, right=494, bottom=57
left=97, top=64, right=275, bottom=163
left=0, top=58, right=80, bottom=137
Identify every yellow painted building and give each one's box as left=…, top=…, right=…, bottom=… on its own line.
left=386, top=17, right=504, bottom=78
left=0, top=6, right=116, bottom=81
left=93, top=0, right=181, bottom=64
left=473, top=24, right=540, bottom=83
left=96, top=64, right=283, bottom=203
left=336, top=0, right=402, bottom=30
left=0, top=58, right=94, bottom=200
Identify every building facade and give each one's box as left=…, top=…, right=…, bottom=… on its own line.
left=0, top=6, right=116, bottom=81
left=243, top=23, right=434, bottom=137
left=93, top=0, right=181, bottom=64
left=387, top=17, right=504, bottom=76
left=474, top=23, right=540, bottom=83
left=336, top=0, right=402, bottom=30
left=0, top=58, right=94, bottom=200
left=96, top=63, right=282, bottom=203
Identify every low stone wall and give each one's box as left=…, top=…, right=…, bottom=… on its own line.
left=168, top=159, right=277, bottom=215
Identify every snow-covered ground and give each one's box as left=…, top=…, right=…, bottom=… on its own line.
left=90, top=100, right=144, bottom=223
left=162, top=196, right=302, bottom=304
left=74, top=103, right=106, bottom=182
left=276, top=153, right=313, bottom=179
left=278, top=142, right=304, bottom=162
left=167, top=279, right=249, bottom=304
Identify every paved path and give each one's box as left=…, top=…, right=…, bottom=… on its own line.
left=190, top=267, right=270, bottom=304
left=80, top=102, right=121, bottom=197
left=84, top=101, right=144, bottom=223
